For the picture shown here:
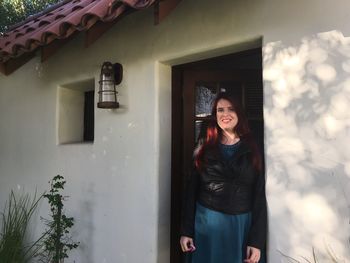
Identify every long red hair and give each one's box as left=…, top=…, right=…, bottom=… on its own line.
left=195, top=93, right=262, bottom=172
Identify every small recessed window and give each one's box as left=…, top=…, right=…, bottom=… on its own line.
left=57, top=79, right=95, bottom=144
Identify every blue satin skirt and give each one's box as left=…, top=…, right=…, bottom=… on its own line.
left=185, top=203, right=265, bottom=263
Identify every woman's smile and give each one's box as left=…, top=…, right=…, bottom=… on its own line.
left=221, top=118, right=232, bottom=123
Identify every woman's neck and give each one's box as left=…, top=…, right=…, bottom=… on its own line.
left=221, top=131, right=240, bottom=145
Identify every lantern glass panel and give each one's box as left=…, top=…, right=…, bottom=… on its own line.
left=99, top=81, right=116, bottom=102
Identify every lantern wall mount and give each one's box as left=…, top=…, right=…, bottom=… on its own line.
left=98, top=62, right=123, bottom=109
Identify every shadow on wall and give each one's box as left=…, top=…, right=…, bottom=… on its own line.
left=264, top=30, right=350, bottom=262
left=76, top=183, right=95, bottom=263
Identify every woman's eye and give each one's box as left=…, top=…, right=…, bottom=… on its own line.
left=217, top=108, right=223, bottom=112
left=229, top=108, right=235, bottom=112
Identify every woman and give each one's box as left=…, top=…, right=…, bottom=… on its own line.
left=180, top=93, right=267, bottom=263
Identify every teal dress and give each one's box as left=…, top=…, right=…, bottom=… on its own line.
left=186, top=142, right=265, bottom=263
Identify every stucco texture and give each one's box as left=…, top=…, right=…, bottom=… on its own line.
left=0, top=0, right=349, bottom=262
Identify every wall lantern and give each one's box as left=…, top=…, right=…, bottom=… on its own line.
left=98, top=62, right=123, bottom=109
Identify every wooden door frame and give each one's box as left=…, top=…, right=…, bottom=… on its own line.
left=170, top=48, right=262, bottom=263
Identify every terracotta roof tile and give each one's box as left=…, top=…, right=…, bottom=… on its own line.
left=0, top=0, right=155, bottom=63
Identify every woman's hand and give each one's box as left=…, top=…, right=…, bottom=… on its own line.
left=244, top=246, right=261, bottom=263
left=180, top=236, right=196, bottom=252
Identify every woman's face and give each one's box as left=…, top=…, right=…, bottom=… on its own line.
left=216, top=99, right=238, bottom=133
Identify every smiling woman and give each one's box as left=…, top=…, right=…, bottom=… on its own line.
left=180, top=92, right=267, bottom=263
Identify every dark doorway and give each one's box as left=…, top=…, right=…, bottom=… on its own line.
left=170, top=48, right=264, bottom=263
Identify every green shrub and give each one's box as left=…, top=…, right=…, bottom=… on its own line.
left=0, top=190, right=44, bottom=263
left=40, top=175, right=79, bottom=263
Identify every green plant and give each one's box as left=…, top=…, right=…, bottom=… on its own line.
left=40, top=175, right=79, bottom=263
left=0, top=190, right=44, bottom=263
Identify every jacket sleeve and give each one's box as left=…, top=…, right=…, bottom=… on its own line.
left=180, top=165, right=199, bottom=238
left=247, top=170, right=267, bottom=249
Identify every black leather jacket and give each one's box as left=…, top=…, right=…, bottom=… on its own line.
left=181, top=141, right=267, bottom=249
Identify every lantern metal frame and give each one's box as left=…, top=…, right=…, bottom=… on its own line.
left=97, top=62, right=123, bottom=109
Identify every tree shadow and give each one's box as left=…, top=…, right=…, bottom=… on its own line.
left=264, top=30, right=350, bottom=262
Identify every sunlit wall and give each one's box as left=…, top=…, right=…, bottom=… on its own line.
left=264, top=30, right=350, bottom=261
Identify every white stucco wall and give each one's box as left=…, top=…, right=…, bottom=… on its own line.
left=0, top=0, right=350, bottom=262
